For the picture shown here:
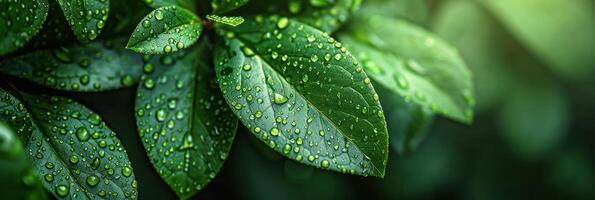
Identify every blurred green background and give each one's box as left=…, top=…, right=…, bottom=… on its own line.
left=5, top=0, right=595, bottom=199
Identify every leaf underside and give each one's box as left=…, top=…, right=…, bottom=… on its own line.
left=0, top=39, right=143, bottom=92
left=0, top=88, right=137, bottom=200
left=215, top=16, right=388, bottom=177
left=135, top=43, right=237, bottom=199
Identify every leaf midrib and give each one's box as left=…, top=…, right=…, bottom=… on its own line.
left=233, top=37, right=383, bottom=176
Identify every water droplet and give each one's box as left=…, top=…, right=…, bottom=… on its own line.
left=277, top=17, right=289, bottom=29
left=270, top=128, right=280, bottom=136
left=242, top=64, right=252, bottom=71
left=76, top=127, right=90, bottom=141
left=155, top=10, right=164, bottom=20
left=321, top=160, right=330, bottom=168
left=55, top=185, right=69, bottom=197
left=86, top=175, right=99, bottom=186
left=273, top=93, right=288, bottom=104
left=156, top=109, right=167, bottom=122
left=122, top=166, right=132, bottom=177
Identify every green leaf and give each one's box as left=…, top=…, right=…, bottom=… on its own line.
left=0, top=39, right=143, bottom=92
left=211, top=0, right=249, bottom=14
left=56, top=0, right=110, bottom=42
left=207, top=15, right=245, bottom=27
left=296, top=0, right=361, bottom=33
left=215, top=16, right=388, bottom=177
left=340, top=16, right=475, bottom=123
left=375, top=83, right=433, bottom=155
left=135, top=43, right=237, bottom=199
left=362, top=0, right=428, bottom=24
left=0, top=122, right=48, bottom=200
left=0, top=0, right=49, bottom=56
left=127, top=6, right=203, bottom=54
left=0, top=88, right=137, bottom=199
left=144, top=0, right=196, bottom=11
left=480, top=0, right=595, bottom=80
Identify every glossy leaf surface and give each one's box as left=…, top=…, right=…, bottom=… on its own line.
left=0, top=39, right=143, bottom=92
left=56, top=0, right=110, bottom=42
left=0, top=0, right=49, bottom=55
left=135, top=44, right=237, bottom=199
left=127, top=6, right=202, bottom=54
left=0, top=88, right=138, bottom=199
left=215, top=16, right=388, bottom=177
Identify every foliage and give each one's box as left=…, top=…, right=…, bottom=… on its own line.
left=22, top=0, right=595, bottom=199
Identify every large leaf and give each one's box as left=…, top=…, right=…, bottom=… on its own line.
left=0, top=39, right=143, bottom=92
left=0, top=88, right=138, bottom=199
left=375, top=83, right=433, bottom=155
left=0, top=0, right=49, bottom=56
left=144, top=0, right=196, bottom=11
left=296, top=0, right=361, bottom=33
left=0, top=122, right=47, bottom=200
left=340, top=16, right=474, bottom=123
left=480, top=0, right=595, bottom=79
left=56, top=0, right=110, bottom=42
left=215, top=16, right=388, bottom=177
left=135, top=44, right=237, bottom=199
left=127, top=6, right=202, bottom=54
left=362, top=0, right=428, bottom=24
left=211, top=0, right=249, bottom=14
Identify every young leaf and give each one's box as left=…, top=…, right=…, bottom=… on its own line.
left=340, top=16, right=475, bottom=123
left=0, top=88, right=138, bottom=199
left=0, top=0, right=49, bottom=56
left=135, top=44, right=237, bottom=199
left=56, top=0, right=110, bottom=42
left=480, top=0, right=595, bottom=80
left=207, top=15, right=245, bottom=27
left=127, top=6, right=203, bottom=54
left=215, top=16, right=388, bottom=177
left=0, top=122, right=48, bottom=200
left=296, top=0, right=361, bottom=33
left=211, top=0, right=249, bottom=14
left=0, top=39, right=143, bottom=92
left=375, top=83, right=433, bottom=155
left=144, top=0, right=196, bottom=11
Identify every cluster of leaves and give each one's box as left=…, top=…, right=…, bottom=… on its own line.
left=0, top=0, right=474, bottom=199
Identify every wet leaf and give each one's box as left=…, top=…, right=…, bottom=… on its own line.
left=127, top=6, right=202, bottom=55
left=135, top=43, right=237, bottom=199
left=480, top=0, right=595, bottom=80
left=0, top=88, right=138, bottom=199
left=207, top=15, right=244, bottom=27
left=296, top=0, right=361, bottom=33
left=56, top=0, right=110, bottom=42
left=215, top=16, right=388, bottom=177
left=0, top=39, right=143, bottom=92
left=0, top=0, right=49, bottom=56
left=341, top=16, right=475, bottom=123
left=0, top=122, right=48, bottom=200
left=211, top=0, right=249, bottom=14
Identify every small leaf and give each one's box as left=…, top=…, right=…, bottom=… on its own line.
left=340, top=16, right=475, bottom=123
left=0, top=122, right=48, bottom=200
left=0, top=39, right=144, bottom=92
left=135, top=43, right=237, bottom=199
left=127, top=6, right=203, bottom=54
left=0, top=88, right=138, bottom=199
left=215, top=16, right=388, bottom=177
left=375, top=83, right=433, bottom=155
left=56, top=0, right=110, bottom=42
left=211, top=0, right=249, bottom=14
left=144, top=0, right=196, bottom=11
left=207, top=15, right=245, bottom=27
left=296, top=0, right=361, bottom=33
left=0, top=0, right=49, bottom=56
left=480, top=0, right=595, bottom=80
